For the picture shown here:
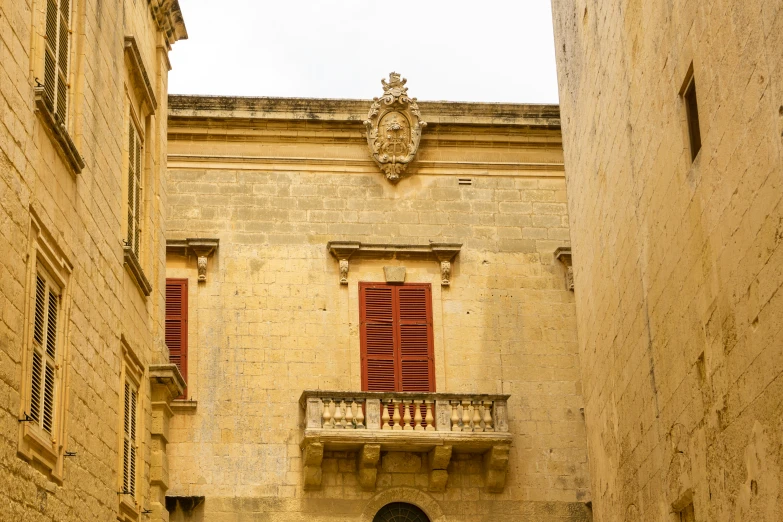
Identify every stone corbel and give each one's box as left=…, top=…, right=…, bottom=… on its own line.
left=357, top=444, right=381, bottom=491
left=302, top=441, right=324, bottom=490
left=431, top=245, right=460, bottom=286
left=327, top=242, right=361, bottom=285
left=554, top=247, right=574, bottom=291
left=166, top=238, right=219, bottom=282
left=148, top=364, right=186, bottom=522
left=484, top=445, right=511, bottom=493
left=428, top=445, right=452, bottom=492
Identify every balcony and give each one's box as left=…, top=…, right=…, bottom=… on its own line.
left=299, top=391, right=512, bottom=493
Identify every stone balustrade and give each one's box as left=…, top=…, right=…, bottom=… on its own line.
left=299, top=391, right=511, bottom=493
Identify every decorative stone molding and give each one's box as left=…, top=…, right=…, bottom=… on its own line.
left=148, top=364, right=185, bottom=522
left=124, top=37, right=158, bottom=113
left=300, top=390, right=511, bottom=493
left=554, top=246, right=574, bottom=291
left=383, top=266, right=406, bottom=283
left=327, top=242, right=461, bottom=286
left=147, top=0, right=188, bottom=47
left=166, top=238, right=219, bottom=282
left=364, top=72, right=427, bottom=183
left=34, top=89, right=85, bottom=175
left=359, top=487, right=446, bottom=522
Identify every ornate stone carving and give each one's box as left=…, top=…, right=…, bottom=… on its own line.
left=339, top=259, right=350, bottom=285
left=364, top=73, right=427, bottom=183
left=197, top=256, right=208, bottom=282
left=555, top=247, right=574, bottom=291
left=440, top=261, right=451, bottom=286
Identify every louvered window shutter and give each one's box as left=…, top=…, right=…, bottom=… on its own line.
left=43, top=0, right=70, bottom=121
left=397, top=285, right=434, bottom=392
left=122, top=380, right=138, bottom=496
left=29, top=269, right=60, bottom=434
left=360, top=283, right=434, bottom=392
left=127, top=122, right=142, bottom=257
left=360, top=284, right=396, bottom=391
left=165, top=279, right=188, bottom=395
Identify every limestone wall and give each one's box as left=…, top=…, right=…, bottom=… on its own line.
left=0, top=0, right=184, bottom=520
left=165, top=96, right=591, bottom=521
left=552, top=0, right=783, bottom=520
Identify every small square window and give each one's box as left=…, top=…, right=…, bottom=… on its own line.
left=683, top=74, right=701, bottom=161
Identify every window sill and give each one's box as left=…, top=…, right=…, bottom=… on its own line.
left=17, top=422, right=63, bottom=483
left=118, top=494, right=140, bottom=522
left=33, top=88, right=85, bottom=175
left=124, top=245, right=152, bottom=296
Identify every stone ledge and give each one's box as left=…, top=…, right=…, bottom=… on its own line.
left=124, top=246, right=152, bottom=296
left=170, top=400, right=198, bottom=413
left=302, top=428, right=512, bottom=453
left=34, top=89, right=85, bottom=174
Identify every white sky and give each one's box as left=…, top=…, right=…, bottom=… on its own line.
left=168, top=1, right=559, bottom=104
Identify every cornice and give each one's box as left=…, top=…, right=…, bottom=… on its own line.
left=148, top=0, right=187, bottom=46
left=168, top=95, right=561, bottom=128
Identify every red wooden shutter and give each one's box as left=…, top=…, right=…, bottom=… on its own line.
left=397, top=285, right=434, bottom=392
left=165, top=279, right=188, bottom=395
left=360, top=284, right=396, bottom=391
left=360, top=283, right=434, bottom=392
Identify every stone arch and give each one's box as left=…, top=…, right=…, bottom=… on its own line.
left=359, top=487, right=446, bottom=522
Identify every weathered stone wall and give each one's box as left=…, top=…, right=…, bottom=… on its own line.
left=552, top=0, right=783, bottom=520
left=165, top=96, right=591, bottom=521
left=0, top=0, right=183, bottom=520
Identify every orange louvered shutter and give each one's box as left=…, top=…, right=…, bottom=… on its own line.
left=360, top=284, right=396, bottom=391
left=165, top=279, right=188, bottom=396
left=397, top=285, right=434, bottom=391
left=360, top=283, right=434, bottom=392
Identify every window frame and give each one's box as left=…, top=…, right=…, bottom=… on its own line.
left=118, top=338, right=145, bottom=519
left=359, top=282, right=435, bottom=392
left=680, top=64, right=702, bottom=162
left=18, top=211, right=73, bottom=483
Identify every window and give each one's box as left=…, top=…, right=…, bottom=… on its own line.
left=682, top=70, right=701, bottom=161
left=29, top=268, right=61, bottom=435
left=373, top=503, right=430, bottom=522
left=121, top=379, right=138, bottom=499
left=166, top=279, right=188, bottom=395
left=126, top=119, right=143, bottom=259
left=42, top=0, right=71, bottom=122
left=19, top=213, right=72, bottom=482
left=359, top=283, right=434, bottom=392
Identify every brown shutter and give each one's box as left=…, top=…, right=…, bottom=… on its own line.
left=397, top=285, right=434, bottom=392
left=360, top=284, right=396, bottom=391
left=360, top=282, right=434, bottom=392
left=165, top=279, right=188, bottom=395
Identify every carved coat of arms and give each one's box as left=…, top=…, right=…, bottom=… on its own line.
left=364, top=73, right=427, bottom=183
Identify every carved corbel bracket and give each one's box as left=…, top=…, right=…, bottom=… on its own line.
left=327, top=242, right=361, bottom=284
left=166, top=238, right=219, bottom=282
left=428, top=445, right=453, bottom=492
left=554, top=247, right=574, bottom=291
left=431, top=245, right=461, bottom=286
left=302, top=441, right=324, bottom=490
left=357, top=444, right=382, bottom=491
left=484, top=444, right=511, bottom=493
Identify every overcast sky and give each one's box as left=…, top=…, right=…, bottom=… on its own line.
left=168, top=1, right=560, bottom=104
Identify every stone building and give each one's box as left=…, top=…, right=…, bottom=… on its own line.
left=162, top=84, right=591, bottom=521
left=552, top=1, right=783, bottom=521
left=0, top=1, right=186, bottom=521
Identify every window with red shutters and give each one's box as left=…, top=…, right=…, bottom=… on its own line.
left=359, top=283, right=434, bottom=392
left=165, top=279, right=188, bottom=396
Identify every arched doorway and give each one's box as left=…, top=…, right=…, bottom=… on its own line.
left=372, top=502, right=430, bottom=522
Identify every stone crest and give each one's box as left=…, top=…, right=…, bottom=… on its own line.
left=364, top=72, right=427, bottom=182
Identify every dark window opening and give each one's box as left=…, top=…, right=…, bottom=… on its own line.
left=679, top=502, right=695, bottom=522
left=373, top=502, right=430, bottom=522
left=684, top=75, right=701, bottom=161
